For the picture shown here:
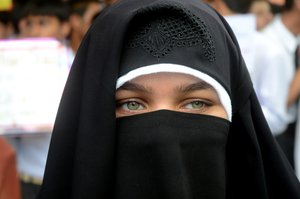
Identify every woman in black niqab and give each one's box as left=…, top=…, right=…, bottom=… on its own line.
left=37, top=0, right=300, bottom=198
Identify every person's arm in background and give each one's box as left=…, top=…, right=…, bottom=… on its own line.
left=287, top=67, right=300, bottom=107
left=0, top=137, right=21, bottom=199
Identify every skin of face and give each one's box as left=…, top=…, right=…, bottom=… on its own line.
left=0, top=21, right=7, bottom=39
left=23, top=15, right=70, bottom=40
left=0, top=21, right=13, bottom=39
left=115, top=72, right=228, bottom=119
left=249, top=1, right=274, bottom=30
left=81, top=2, right=102, bottom=35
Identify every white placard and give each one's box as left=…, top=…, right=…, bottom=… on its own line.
left=0, top=38, right=71, bottom=135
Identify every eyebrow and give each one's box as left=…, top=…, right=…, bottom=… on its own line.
left=117, top=80, right=214, bottom=94
left=117, top=81, right=152, bottom=94
left=177, top=80, right=214, bottom=93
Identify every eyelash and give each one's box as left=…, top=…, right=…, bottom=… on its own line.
left=116, top=99, right=146, bottom=112
left=180, top=99, right=213, bottom=114
left=116, top=99, right=212, bottom=112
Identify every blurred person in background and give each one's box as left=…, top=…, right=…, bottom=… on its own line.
left=249, top=0, right=274, bottom=30
left=10, top=0, right=29, bottom=38
left=0, top=11, right=15, bottom=39
left=294, top=60, right=300, bottom=177
left=69, top=0, right=105, bottom=54
left=6, top=1, right=72, bottom=199
left=288, top=47, right=300, bottom=108
left=0, top=3, right=21, bottom=199
left=8, top=0, right=41, bottom=39
left=21, top=0, right=71, bottom=41
left=0, top=137, right=21, bottom=199
left=203, top=0, right=299, bottom=170
left=0, top=1, right=22, bottom=199
left=202, top=0, right=257, bottom=73
left=259, top=0, right=300, bottom=171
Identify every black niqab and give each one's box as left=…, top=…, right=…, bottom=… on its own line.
left=115, top=110, right=229, bottom=198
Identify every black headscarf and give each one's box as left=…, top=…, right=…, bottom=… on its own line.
left=37, top=0, right=300, bottom=199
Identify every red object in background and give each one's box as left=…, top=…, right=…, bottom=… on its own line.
left=0, top=137, right=21, bottom=199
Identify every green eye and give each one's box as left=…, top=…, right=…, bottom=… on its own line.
left=184, top=100, right=206, bottom=109
left=191, top=101, right=204, bottom=108
left=123, top=101, right=144, bottom=110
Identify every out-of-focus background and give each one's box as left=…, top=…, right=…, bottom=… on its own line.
left=0, top=0, right=299, bottom=199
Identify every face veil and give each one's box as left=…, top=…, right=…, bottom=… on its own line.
left=115, top=110, right=229, bottom=198
left=37, top=0, right=300, bottom=199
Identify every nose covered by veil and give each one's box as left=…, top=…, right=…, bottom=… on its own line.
left=37, top=0, right=300, bottom=199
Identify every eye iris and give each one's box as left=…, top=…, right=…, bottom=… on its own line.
left=127, top=101, right=140, bottom=110
left=192, top=101, right=203, bottom=108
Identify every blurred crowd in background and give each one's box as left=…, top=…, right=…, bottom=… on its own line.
left=0, top=0, right=299, bottom=199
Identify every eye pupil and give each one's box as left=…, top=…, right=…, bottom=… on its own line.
left=192, top=101, right=203, bottom=108
left=127, top=101, right=140, bottom=110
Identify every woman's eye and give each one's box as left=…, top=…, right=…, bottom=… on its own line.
left=120, top=101, right=145, bottom=111
left=183, top=100, right=208, bottom=110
